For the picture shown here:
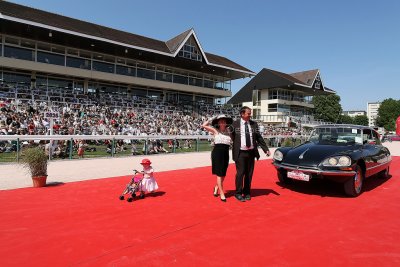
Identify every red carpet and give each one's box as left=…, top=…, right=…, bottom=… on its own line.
left=1, top=157, right=400, bottom=266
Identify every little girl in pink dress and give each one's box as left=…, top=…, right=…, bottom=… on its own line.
left=139, top=158, right=159, bottom=194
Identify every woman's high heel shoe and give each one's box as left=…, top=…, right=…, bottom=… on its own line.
left=213, top=186, right=218, bottom=197
left=220, top=197, right=227, bottom=202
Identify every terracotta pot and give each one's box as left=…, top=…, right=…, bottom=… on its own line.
left=32, top=175, right=47, bottom=187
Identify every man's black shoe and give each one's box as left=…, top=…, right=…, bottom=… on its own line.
left=244, top=195, right=251, bottom=201
left=235, top=194, right=245, bottom=202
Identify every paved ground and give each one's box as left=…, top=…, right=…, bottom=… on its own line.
left=1, top=155, right=399, bottom=266
left=1, top=142, right=399, bottom=190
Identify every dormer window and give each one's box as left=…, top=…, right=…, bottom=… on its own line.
left=178, top=36, right=202, bottom=62
left=313, top=73, right=322, bottom=89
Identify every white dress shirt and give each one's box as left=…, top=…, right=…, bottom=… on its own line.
left=240, top=118, right=254, bottom=150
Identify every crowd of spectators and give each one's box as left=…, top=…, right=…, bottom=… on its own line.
left=0, top=98, right=219, bottom=156
left=1, top=99, right=310, bottom=137
left=0, top=100, right=209, bottom=136
left=0, top=95, right=311, bottom=157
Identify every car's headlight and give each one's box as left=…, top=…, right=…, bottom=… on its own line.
left=328, top=158, right=338, bottom=165
left=338, top=156, right=351, bottom=166
left=322, top=156, right=351, bottom=167
left=273, top=150, right=283, bottom=161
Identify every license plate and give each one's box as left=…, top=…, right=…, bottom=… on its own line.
left=287, top=170, right=310, bottom=181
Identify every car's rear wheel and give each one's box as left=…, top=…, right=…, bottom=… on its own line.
left=278, top=170, right=292, bottom=184
left=344, top=165, right=363, bottom=197
left=379, top=166, right=390, bottom=179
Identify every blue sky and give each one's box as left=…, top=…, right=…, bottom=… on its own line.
left=10, top=0, right=400, bottom=111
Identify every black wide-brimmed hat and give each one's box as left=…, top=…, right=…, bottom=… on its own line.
left=212, top=114, right=233, bottom=127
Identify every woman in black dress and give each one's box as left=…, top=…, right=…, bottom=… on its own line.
left=202, top=114, right=232, bottom=202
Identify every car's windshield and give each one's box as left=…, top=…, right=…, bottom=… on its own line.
left=309, top=127, right=363, bottom=145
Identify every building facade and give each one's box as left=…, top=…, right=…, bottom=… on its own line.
left=367, top=102, right=381, bottom=127
left=228, top=68, right=335, bottom=125
left=0, top=1, right=254, bottom=112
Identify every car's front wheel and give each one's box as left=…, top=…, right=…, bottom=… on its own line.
left=277, top=170, right=292, bottom=184
left=344, top=165, right=363, bottom=197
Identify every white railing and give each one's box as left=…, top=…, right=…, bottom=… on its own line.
left=0, top=134, right=309, bottom=163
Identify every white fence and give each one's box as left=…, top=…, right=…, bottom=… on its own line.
left=0, top=134, right=307, bottom=162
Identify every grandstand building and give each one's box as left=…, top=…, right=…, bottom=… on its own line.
left=0, top=1, right=254, bottom=114
left=228, top=68, right=335, bottom=126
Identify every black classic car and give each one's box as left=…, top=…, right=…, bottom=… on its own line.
left=273, top=125, right=392, bottom=197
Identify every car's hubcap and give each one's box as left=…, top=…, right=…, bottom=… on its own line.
left=354, top=169, right=362, bottom=193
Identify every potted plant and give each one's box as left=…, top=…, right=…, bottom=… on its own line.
left=20, top=147, right=48, bottom=187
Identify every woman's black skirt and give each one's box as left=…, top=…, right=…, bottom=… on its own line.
left=211, top=144, right=230, bottom=177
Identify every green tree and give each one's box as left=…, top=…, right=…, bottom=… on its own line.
left=340, top=114, right=354, bottom=124
left=312, top=94, right=342, bottom=123
left=376, top=98, right=400, bottom=131
left=353, top=115, right=369, bottom=126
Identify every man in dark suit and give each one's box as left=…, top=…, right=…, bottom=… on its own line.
left=231, top=106, right=270, bottom=201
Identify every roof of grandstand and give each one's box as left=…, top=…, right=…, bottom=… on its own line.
left=228, top=68, right=336, bottom=104
left=0, top=1, right=254, bottom=78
